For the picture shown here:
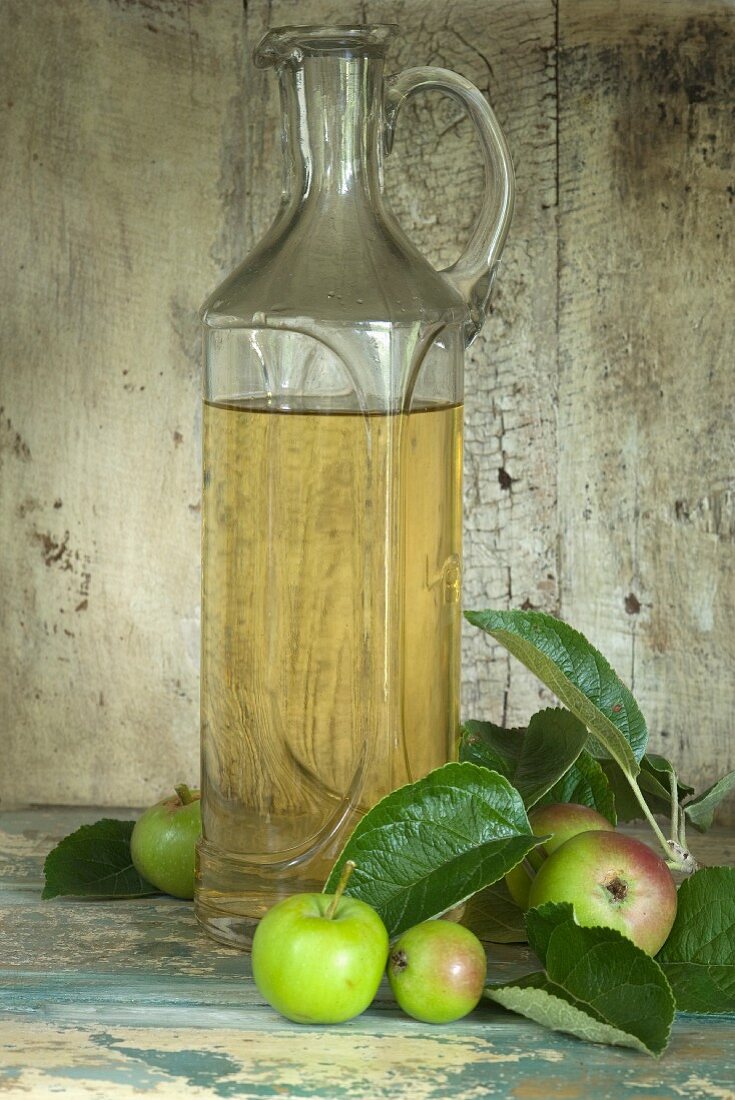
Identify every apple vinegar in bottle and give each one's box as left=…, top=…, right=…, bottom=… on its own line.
left=195, top=24, right=514, bottom=947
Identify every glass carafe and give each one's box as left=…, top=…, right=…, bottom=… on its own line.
left=196, top=24, right=514, bottom=948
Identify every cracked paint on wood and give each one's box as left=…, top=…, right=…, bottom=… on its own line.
left=556, top=0, right=735, bottom=806
left=1, top=808, right=735, bottom=1098
left=0, top=0, right=733, bottom=820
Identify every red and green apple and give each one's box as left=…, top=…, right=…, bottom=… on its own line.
left=506, top=802, right=611, bottom=908
left=527, top=829, right=677, bottom=955
left=387, top=919, right=487, bottom=1023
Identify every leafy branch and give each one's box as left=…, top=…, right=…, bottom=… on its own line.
left=465, top=609, right=700, bottom=874
left=323, top=607, right=735, bottom=1053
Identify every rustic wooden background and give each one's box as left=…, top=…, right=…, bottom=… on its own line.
left=1, top=0, right=733, bottom=820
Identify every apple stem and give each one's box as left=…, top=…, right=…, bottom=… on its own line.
left=626, top=774, right=697, bottom=873
left=325, top=860, right=356, bottom=920
left=175, top=784, right=196, bottom=806
left=522, top=856, right=538, bottom=879
left=679, top=803, right=688, bottom=851
left=668, top=768, right=679, bottom=844
left=628, top=774, right=676, bottom=859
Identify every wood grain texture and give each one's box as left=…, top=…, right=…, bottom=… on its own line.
left=557, top=0, right=735, bottom=808
left=2, top=807, right=735, bottom=1098
left=0, top=1, right=733, bottom=819
left=0, top=0, right=247, bottom=806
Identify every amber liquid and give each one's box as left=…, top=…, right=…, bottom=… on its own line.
left=197, top=398, right=462, bottom=945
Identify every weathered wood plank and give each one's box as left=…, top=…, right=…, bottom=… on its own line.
left=0, top=0, right=559, bottom=806
left=0, top=0, right=245, bottom=806
left=3, top=1014, right=735, bottom=1099
left=557, top=0, right=735, bottom=819
left=2, top=808, right=735, bottom=1100
left=1, top=0, right=733, bottom=823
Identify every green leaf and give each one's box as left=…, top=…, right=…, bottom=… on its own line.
left=600, top=761, right=646, bottom=821
left=461, top=879, right=527, bottom=944
left=656, top=867, right=735, bottom=1012
left=523, top=906, right=675, bottom=1057
left=645, top=754, right=693, bottom=793
left=459, top=708, right=589, bottom=809
left=601, top=755, right=693, bottom=823
left=684, top=771, right=735, bottom=833
left=487, top=973, right=667, bottom=1056
left=524, top=900, right=573, bottom=964
left=465, top=609, right=647, bottom=776
left=486, top=904, right=675, bottom=1056
left=42, top=819, right=158, bottom=900
left=640, top=755, right=694, bottom=805
left=459, top=719, right=525, bottom=774
left=536, top=749, right=616, bottom=824
left=323, top=762, right=542, bottom=938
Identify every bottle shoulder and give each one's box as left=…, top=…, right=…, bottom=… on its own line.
left=201, top=204, right=468, bottom=329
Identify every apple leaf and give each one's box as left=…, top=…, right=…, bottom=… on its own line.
left=645, top=754, right=694, bottom=794
left=459, top=719, right=525, bottom=773
left=42, top=819, right=158, bottom=900
left=599, top=762, right=648, bottom=821
left=324, top=762, right=543, bottom=937
left=464, top=609, right=647, bottom=776
left=640, top=755, right=694, bottom=807
left=459, top=708, right=589, bottom=809
left=656, top=867, right=735, bottom=1012
left=461, top=879, right=528, bottom=944
left=486, top=903, right=675, bottom=1056
left=601, top=755, right=693, bottom=824
left=487, top=972, right=668, bottom=1057
left=535, top=748, right=616, bottom=824
left=684, top=771, right=735, bottom=833
left=523, top=899, right=572, bottom=964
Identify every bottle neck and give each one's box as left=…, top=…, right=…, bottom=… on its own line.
left=279, top=55, right=384, bottom=205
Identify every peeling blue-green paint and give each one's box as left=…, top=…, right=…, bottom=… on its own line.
left=44, top=1062, right=173, bottom=1091
left=91, top=1033, right=244, bottom=1094
left=3, top=807, right=735, bottom=1099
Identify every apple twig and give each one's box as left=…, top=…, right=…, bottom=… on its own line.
left=679, top=803, right=688, bottom=852
left=626, top=774, right=697, bottom=874
left=669, top=769, right=679, bottom=844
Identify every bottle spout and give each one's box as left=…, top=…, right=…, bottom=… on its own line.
left=254, top=24, right=397, bottom=68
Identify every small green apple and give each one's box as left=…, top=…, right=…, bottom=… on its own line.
left=130, top=784, right=201, bottom=899
left=251, top=862, right=389, bottom=1024
left=387, top=919, right=487, bottom=1023
left=527, top=829, right=677, bottom=955
left=506, top=802, right=611, bottom=909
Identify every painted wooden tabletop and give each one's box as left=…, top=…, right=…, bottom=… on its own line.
left=1, top=808, right=733, bottom=1099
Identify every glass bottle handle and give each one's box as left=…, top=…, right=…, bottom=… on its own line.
left=384, top=67, right=515, bottom=343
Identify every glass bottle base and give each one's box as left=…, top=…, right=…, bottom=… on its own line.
left=194, top=838, right=328, bottom=951
left=194, top=894, right=260, bottom=951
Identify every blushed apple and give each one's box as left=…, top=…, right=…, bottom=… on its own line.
left=130, top=784, right=201, bottom=899
left=527, top=829, right=677, bottom=955
left=506, top=802, right=611, bottom=909
left=387, top=919, right=487, bottom=1023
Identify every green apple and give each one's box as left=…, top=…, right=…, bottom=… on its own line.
left=387, top=919, right=487, bottom=1023
left=506, top=802, right=611, bottom=909
left=130, top=784, right=201, bottom=899
left=527, top=829, right=677, bottom=955
left=251, top=862, right=389, bottom=1024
